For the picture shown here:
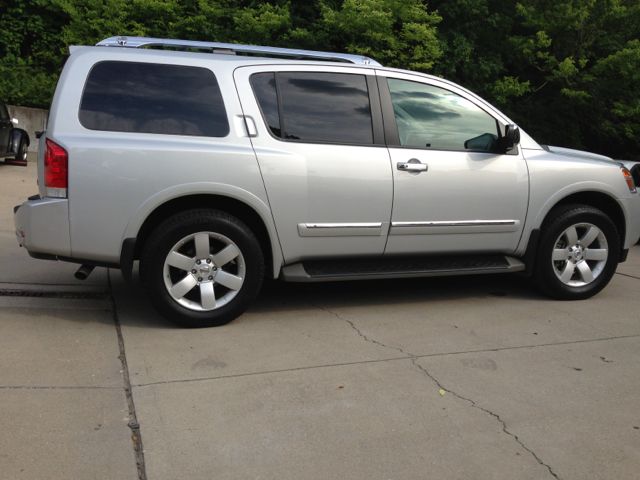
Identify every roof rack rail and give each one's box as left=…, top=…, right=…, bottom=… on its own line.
left=96, top=36, right=381, bottom=66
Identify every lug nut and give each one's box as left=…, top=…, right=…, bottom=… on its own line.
left=191, top=269, right=197, bottom=274
left=196, top=260, right=201, bottom=265
left=208, top=276, right=213, bottom=280
left=206, top=258, right=211, bottom=264
left=198, top=277, right=203, bottom=282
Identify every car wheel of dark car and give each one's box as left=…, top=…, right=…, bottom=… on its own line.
left=532, top=204, right=619, bottom=300
left=17, top=140, right=27, bottom=163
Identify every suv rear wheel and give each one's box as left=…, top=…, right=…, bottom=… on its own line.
left=532, top=204, right=620, bottom=300
left=140, top=209, right=264, bottom=328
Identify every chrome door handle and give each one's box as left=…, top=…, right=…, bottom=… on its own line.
left=397, top=161, right=428, bottom=172
left=243, top=116, right=258, bottom=137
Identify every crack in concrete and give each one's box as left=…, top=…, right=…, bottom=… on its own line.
left=108, top=270, right=147, bottom=480
left=543, top=302, right=613, bottom=337
left=409, top=359, right=561, bottom=479
left=312, top=302, right=561, bottom=480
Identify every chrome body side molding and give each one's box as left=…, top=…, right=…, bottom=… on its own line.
left=390, top=220, right=520, bottom=235
left=298, top=222, right=388, bottom=237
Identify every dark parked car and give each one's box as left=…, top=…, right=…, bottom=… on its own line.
left=0, top=102, right=29, bottom=166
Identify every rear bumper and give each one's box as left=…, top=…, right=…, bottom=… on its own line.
left=14, top=196, right=71, bottom=257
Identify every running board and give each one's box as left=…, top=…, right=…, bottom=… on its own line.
left=280, top=255, right=525, bottom=282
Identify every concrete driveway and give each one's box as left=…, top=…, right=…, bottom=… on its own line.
left=2, top=158, right=639, bottom=479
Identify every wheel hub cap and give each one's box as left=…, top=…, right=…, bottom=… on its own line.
left=570, top=245, right=584, bottom=262
left=198, top=263, right=212, bottom=277
left=552, top=223, right=608, bottom=287
left=163, top=232, right=246, bottom=312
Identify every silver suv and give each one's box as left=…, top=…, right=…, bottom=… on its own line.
left=13, top=36, right=640, bottom=328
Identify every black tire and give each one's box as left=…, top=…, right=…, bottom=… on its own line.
left=532, top=204, right=620, bottom=300
left=140, top=209, right=264, bottom=328
left=16, top=140, right=27, bottom=163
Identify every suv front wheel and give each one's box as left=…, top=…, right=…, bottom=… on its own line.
left=140, top=209, right=265, bottom=328
left=532, top=204, right=620, bottom=300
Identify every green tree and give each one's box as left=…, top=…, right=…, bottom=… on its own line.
left=496, top=0, right=640, bottom=159
left=0, top=0, right=69, bottom=107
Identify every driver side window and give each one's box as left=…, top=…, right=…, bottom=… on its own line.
left=387, top=78, right=499, bottom=152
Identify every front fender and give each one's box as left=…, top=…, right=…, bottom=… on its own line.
left=530, top=181, right=628, bottom=230
left=515, top=181, right=636, bottom=255
left=121, top=182, right=284, bottom=278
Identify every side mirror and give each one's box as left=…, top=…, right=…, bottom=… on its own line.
left=11, top=118, right=18, bottom=124
left=503, top=124, right=520, bottom=151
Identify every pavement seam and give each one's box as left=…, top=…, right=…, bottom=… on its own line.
left=133, top=356, right=410, bottom=387
left=312, top=302, right=561, bottom=480
left=0, top=385, right=121, bottom=389
left=615, top=271, right=640, bottom=280
left=414, top=333, right=640, bottom=358
left=131, top=333, right=640, bottom=388
left=0, top=281, right=104, bottom=286
left=542, top=302, right=613, bottom=337
left=108, top=270, right=147, bottom=480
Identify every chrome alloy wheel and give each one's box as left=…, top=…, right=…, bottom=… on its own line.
left=552, top=222, right=608, bottom=287
left=163, top=232, right=245, bottom=311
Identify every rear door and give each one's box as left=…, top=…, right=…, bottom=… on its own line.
left=234, top=66, right=393, bottom=263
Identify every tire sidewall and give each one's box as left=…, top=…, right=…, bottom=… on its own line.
left=19, top=141, right=27, bottom=162
left=535, top=207, right=620, bottom=300
left=141, top=211, right=264, bottom=327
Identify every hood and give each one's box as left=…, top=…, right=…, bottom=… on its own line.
left=541, top=145, right=622, bottom=166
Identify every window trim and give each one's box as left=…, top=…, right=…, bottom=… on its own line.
left=249, top=70, right=386, bottom=147
left=377, top=75, right=517, bottom=155
left=78, top=60, right=230, bottom=138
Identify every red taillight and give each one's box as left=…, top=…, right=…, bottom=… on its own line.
left=44, top=139, right=68, bottom=196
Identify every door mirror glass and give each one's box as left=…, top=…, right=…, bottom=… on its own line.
left=464, top=133, right=498, bottom=151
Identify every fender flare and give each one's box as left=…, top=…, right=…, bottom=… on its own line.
left=530, top=182, right=628, bottom=230
left=9, top=129, right=30, bottom=154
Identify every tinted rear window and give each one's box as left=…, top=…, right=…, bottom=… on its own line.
left=79, top=62, right=229, bottom=137
left=278, top=72, right=373, bottom=144
left=250, top=72, right=281, bottom=137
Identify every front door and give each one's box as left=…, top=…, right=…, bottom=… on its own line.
left=378, top=72, right=529, bottom=256
left=234, top=66, right=393, bottom=264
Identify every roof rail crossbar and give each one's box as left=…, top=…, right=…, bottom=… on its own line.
left=96, top=36, right=381, bottom=66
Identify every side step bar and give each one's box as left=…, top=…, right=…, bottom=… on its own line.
left=280, top=255, right=525, bottom=282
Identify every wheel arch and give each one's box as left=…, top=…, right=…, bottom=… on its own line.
left=537, top=191, right=626, bottom=247
left=122, top=184, right=283, bottom=279
left=520, top=188, right=627, bottom=270
left=10, top=129, right=30, bottom=153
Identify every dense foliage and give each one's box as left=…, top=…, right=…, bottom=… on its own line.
left=1, top=0, right=638, bottom=159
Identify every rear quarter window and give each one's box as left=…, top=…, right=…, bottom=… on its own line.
left=79, top=61, right=229, bottom=137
